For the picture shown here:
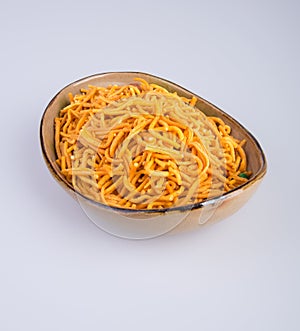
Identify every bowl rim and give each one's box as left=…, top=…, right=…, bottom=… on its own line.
left=40, top=71, right=267, bottom=214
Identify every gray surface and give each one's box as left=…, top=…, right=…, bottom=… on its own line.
left=1, top=0, right=299, bottom=330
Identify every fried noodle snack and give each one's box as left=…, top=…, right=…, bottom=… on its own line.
left=54, top=79, right=250, bottom=209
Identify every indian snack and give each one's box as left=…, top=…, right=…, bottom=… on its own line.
left=54, top=79, right=250, bottom=209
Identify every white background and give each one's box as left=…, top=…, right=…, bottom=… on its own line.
left=1, top=0, right=299, bottom=330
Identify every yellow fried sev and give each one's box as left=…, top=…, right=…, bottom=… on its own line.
left=54, top=79, right=249, bottom=209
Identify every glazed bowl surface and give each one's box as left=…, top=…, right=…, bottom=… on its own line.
left=40, top=72, right=267, bottom=239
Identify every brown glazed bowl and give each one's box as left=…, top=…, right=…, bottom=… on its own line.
left=40, top=72, right=267, bottom=239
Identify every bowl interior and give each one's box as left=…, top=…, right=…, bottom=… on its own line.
left=40, top=72, right=267, bottom=212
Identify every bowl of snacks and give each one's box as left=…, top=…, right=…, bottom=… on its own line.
left=40, top=72, right=267, bottom=239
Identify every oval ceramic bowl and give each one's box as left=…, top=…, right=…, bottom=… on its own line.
left=40, top=72, right=267, bottom=239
